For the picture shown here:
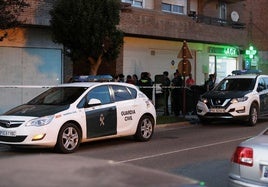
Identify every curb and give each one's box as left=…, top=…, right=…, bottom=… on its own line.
left=156, top=115, right=200, bottom=128
left=156, top=121, right=191, bottom=128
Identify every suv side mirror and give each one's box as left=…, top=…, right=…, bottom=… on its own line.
left=257, top=85, right=265, bottom=92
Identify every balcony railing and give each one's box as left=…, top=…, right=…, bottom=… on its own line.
left=189, top=14, right=246, bottom=29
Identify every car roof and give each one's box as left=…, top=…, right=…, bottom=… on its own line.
left=232, top=69, right=262, bottom=75
left=59, top=82, right=99, bottom=87
left=72, top=75, right=113, bottom=82
left=224, top=74, right=259, bottom=79
left=57, top=82, right=138, bottom=89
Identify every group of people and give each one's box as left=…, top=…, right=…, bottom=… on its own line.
left=113, top=71, right=217, bottom=117
left=114, top=71, right=196, bottom=116
left=162, top=71, right=195, bottom=116
left=113, top=72, right=153, bottom=100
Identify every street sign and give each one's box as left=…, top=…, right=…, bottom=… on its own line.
left=177, top=40, right=192, bottom=116
left=177, top=41, right=193, bottom=59
left=178, top=59, right=191, bottom=76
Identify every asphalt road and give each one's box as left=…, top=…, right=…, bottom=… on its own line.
left=76, top=119, right=268, bottom=187
left=0, top=118, right=267, bottom=187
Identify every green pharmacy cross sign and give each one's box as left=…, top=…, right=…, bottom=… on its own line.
left=246, top=45, right=257, bottom=59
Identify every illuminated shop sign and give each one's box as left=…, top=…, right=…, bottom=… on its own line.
left=245, top=45, right=257, bottom=59
left=208, top=47, right=238, bottom=56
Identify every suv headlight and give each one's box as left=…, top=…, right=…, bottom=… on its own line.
left=200, top=98, right=208, bottom=104
left=231, top=97, right=248, bottom=104
left=26, top=115, right=54, bottom=127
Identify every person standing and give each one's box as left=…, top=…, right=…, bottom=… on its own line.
left=162, top=71, right=171, bottom=116
left=132, top=74, right=139, bottom=85
left=138, top=72, right=153, bottom=100
left=186, top=73, right=195, bottom=87
left=118, top=74, right=125, bottom=82
left=171, top=72, right=183, bottom=116
left=205, top=74, right=216, bottom=91
left=126, top=75, right=135, bottom=84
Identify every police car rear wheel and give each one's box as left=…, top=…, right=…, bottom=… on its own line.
left=248, top=104, right=258, bottom=126
left=135, top=115, right=154, bottom=141
left=55, top=122, right=81, bottom=153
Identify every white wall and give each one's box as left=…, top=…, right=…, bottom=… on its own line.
left=123, top=37, right=196, bottom=82
left=123, top=37, right=242, bottom=86
left=0, top=27, right=63, bottom=113
left=0, top=47, right=62, bottom=113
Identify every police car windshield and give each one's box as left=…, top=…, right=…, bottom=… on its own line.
left=28, top=87, right=87, bottom=105
left=215, top=78, right=255, bottom=91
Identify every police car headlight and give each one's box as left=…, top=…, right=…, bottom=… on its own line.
left=26, top=115, right=54, bottom=127
left=231, top=97, right=248, bottom=104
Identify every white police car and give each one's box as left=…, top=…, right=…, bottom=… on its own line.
left=0, top=79, right=156, bottom=153
left=197, top=72, right=268, bottom=126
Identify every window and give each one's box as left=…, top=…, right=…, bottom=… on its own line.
left=215, top=79, right=255, bottom=92
left=86, top=86, right=111, bottom=105
left=258, top=78, right=266, bottom=92
left=219, top=1, right=227, bottom=20
left=264, top=78, right=268, bottom=89
left=112, top=85, right=133, bottom=102
left=128, top=87, right=137, bottom=98
left=28, top=87, right=87, bottom=105
left=122, top=0, right=143, bottom=8
left=209, top=56, right=237, bottom=83
left=161, top=0, right=186, bottom=14
left=162, top=3, right=172, bottom=12
left=173, top=5, right=184, bottom=13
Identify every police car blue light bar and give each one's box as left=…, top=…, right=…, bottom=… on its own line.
left=73, top=75, right=113, bottom=82
left=232, top=69, right=262, bottom=75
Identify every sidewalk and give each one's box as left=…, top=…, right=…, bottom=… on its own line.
left=157, top=114, right=200, bottom=127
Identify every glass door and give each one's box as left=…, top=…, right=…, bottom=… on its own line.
left=209, top=56, right=237, bottom=83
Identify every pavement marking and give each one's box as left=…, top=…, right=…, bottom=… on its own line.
left=113, top=136, right=252, bottom=164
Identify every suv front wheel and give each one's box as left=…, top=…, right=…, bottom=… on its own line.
left=247, top=103, right=258, bottom=126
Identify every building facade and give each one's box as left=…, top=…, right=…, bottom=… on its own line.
left=119, top=0, right=248, bottom=85
left=0, top=0, right=268, bottom=112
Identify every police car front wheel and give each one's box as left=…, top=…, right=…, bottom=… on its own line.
left=55, top=122, right=81, bottom=153
left=247, top=103, right=258, bottom=126
left=135, top=115, right=154, bottom=141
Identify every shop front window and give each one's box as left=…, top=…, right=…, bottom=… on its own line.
left=209, top=56, right=237, bottom=83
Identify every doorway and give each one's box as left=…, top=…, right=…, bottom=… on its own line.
left=209, top=56, right=237, bottom=83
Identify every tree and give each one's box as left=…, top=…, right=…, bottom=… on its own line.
left=50, top=0, right=124, bottom=75
left=0, top=0, right=29, bottom=41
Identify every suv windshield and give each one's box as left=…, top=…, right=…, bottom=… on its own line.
left=214, top=78, right=255, bottom=91
left=28, top=87, right=87, bottom=105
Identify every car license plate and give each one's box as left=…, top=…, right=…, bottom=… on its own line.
left=0, top=130, right=16, bottom=137
left=210, top=108, right=225, bottom=113
left=262, top=166, right=268, bottom=180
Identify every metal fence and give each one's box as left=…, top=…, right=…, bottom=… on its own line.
left=139, top=85, right=206, bottom=115
left=0, top=84, right=206, bottom=116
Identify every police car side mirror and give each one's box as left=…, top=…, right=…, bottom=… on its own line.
left=88, top=98, right=101, bottom=107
